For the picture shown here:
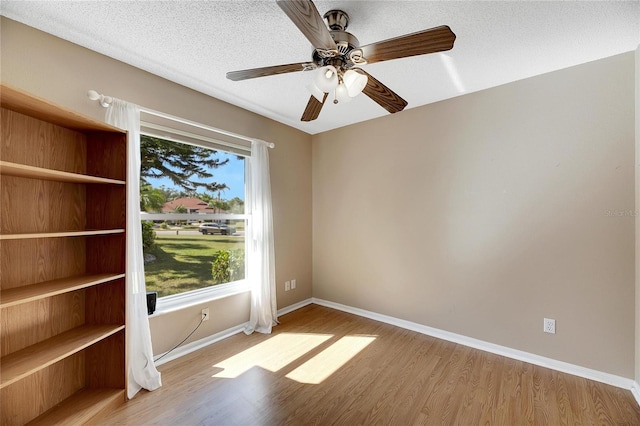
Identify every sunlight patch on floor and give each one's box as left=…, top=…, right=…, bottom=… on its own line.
left=285, top=335, right=377, bottom=384
left=212, top=333, right=333, bottom=378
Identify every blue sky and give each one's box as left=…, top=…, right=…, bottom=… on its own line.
left=146, top=152, right=245, bottom=200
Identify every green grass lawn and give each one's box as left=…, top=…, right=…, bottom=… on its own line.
left=144, top=233, right=245, bottom=297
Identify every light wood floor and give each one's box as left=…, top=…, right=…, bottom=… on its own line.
left=103, top=304, right=640, bottom=425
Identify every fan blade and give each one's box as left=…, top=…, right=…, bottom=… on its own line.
left=227, top=62, right=313, bottom=81
left=357, top=69, right=408, bottom=114
left=360, top=25, right=456, bottom=64
left=276, top=0, right=337, bottom=51
left=301, top=93, right=328, bottom=122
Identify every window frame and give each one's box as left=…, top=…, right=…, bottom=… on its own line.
left=149, top=274, right=250, bottom=317
left=139, top=115, right=251, bottom=314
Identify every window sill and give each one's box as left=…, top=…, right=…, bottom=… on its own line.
left=149, top=280, right=250, bottom=318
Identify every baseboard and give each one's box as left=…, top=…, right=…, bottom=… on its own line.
left=312, top=298, right=637, bottom=392
left=154, top=299, right=314, bottom=366
left=631, top=381, right=640, bottom=406
left=278, top=298, right=313, bottom=317
left=154, top=323, right=247, bottom=366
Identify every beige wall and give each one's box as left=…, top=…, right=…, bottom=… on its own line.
left=313, top=52, right=636, bottom=378
left=636, top=44, right=640, bottom=384
left=0, top=18, right=313, bottom=354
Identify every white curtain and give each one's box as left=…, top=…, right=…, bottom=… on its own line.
left=106, top=100, right=162, bottom=398
left=244, top=139, right=277, bottom=334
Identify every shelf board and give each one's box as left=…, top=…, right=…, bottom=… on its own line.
left=0, top=229, right=125, bottom=240
left=28, top=388, right=125, bottom=426
left=0, top=273, right=126, bottom=309
left=0, top=161, right=126, bottom=185
left=0, top=324, right=125, bottom=389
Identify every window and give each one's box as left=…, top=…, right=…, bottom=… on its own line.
left=139, top=112, right=252, bottom=310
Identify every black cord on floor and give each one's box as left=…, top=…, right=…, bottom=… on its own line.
left=154, top=314, right=206, bottom=363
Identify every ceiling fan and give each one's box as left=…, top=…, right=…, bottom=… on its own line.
left=226, top=0, right=456, bottom=122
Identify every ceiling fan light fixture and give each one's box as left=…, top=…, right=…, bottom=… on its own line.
left=315, top=65, right=338, bottom=92
left=307, top=82, right=325, bottom=102
left=335, top=82, right=352, bottom=104
left=343, top=69, right=368, bottom=97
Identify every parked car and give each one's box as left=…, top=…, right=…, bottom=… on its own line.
left=199, top=223, right=222, bottom=235
left=199, top=223, right=236, bottom=235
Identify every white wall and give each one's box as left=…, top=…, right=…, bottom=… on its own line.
left=313, top=52, right=636, bottom=378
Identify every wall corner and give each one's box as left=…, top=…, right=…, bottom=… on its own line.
left=635, top=44, right=640, bottom=384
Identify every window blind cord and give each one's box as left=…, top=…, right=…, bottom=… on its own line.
left=152, top=314, right=206, bottom=364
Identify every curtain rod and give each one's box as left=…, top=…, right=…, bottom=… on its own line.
left=87, top=89, right=275, bottom=148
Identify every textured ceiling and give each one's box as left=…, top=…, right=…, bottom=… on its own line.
left=2, top=1, right=639, bottom=135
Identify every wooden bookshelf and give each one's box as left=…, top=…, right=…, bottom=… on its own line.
left=0, top=84, right=127, bottom=425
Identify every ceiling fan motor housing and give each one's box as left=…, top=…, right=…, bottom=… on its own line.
left=312, top=10, right=364, bottom=70
left=324, top=9, right=349, bottom=31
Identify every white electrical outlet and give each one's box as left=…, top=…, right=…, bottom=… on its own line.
left=543, top=318, right=555, bottom=334
left=285, top=281, right=291, bottom=291
left=202, top=308, right=209, bottom=321
left=291, top=279, right=296, bottom=289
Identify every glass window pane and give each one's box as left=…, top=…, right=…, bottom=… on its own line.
left=142, top=219, right=246, bottom=298
left=140, top=134, right=247, bottom=298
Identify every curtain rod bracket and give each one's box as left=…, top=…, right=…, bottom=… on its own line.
left=87, top=89, right=113, bottom=108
